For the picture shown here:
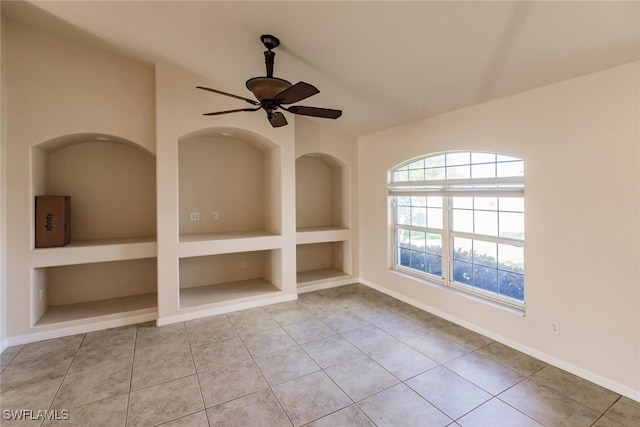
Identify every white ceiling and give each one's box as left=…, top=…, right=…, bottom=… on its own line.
left=4, top=0, right=640, bottom=136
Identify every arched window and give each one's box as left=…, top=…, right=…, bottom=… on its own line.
left=389, top=152, right=525, bottom=309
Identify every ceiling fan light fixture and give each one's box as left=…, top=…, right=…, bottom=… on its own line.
left=245, top=77, right=291, bottom=101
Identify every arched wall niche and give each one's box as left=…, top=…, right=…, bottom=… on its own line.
left=32, top=132, right=157, bottom=243
left=178, top=126, right=282, bottom=236
left=295, top=152, right=350, bottom=230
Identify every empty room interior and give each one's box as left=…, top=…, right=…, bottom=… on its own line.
left=0, top=1, right=639, bottom=426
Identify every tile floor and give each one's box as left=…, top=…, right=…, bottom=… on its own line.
left=1, top=283, right=639, bottom=426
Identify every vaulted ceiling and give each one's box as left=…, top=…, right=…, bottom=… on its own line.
left=3, top=1, right=639, bottom=136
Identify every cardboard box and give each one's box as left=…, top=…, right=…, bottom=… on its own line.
left=35, top=196, right=70, bottom=248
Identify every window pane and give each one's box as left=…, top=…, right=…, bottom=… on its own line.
left=426, top=254, right=443, bottom=276
left=453, top=260, right=473, bottom=285
left=498, top=244, right=524, bottom=273
left=474, top=210, right=498, bottom=236
left=453, top=197, right=473, bottom=209
left=394, top=170, right=409, bottom=181
left=424, top=167, right=445, bottom=180
left=499, top=212, right=524, bottom=240
left=446, top=152, right=470, bottom=166
left=427, top=208, right=443, bottom=229
left=411, top=207, right=427, bottom=227
left=399, top=248, right=411, bottom=268
left=473, top=240, right=497, bottom=268
left=407, top=159, right=425, bottom=169
left=474, top=197, right=497, bottom=211
left=499, top=197, right=524, bottom=212
left=497, top=154, right=520, bottom=162
left=452, top=209, right=473, bottom=233
left=446, top=165, right=471, bottom=179
left=471, top=163, right=496, bottom=178
left=410, top=251, right=427, bottom=272
left=453, top=237, right=472, bottom=261
left=397, top=196, right=411, bottom=206
left=409, top=168, right=425, bottom=181
left=424, top=155, right=446, bottom=167
left=471, top=153, right=496, bottom=164
left=397, top=229, right=411, bottom=248
left=411, top=196, right=426, bottom=207
left=473, top=266, right=498, bottom=293
left=426, top=197, right=443, bottom=208
left=397, top=206, right=411, bottom=225
left=425, top=233, right=442, bottom=255
left=497, top=160, right=524, bottom=177
left=498, top=271, right=524, bottom=301
left=410, top=230, right=426, bottom=249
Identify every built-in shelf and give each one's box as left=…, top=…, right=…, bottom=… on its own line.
left=178, top=232, right=281, bottom=258
left=35, top=293, right=157, bottom=326
left=296, top=226, right=351, bottom=245
left=297, top=268, right=350, bottom=287
left=180, top=279, right=281, bottom=309
left=31, top=237, right=157, bottom=267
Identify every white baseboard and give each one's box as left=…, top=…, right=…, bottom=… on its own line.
left=359, top=278, right=640, bottom=403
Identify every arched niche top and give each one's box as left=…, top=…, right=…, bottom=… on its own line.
left=179, top=126, right=278, bottom=153
left=33, top=133, right=155, bottom=157
left=296, top=152, right=348, bottom=171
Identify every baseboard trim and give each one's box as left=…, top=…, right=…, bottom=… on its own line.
left=359, top=278, right=640, bottom=403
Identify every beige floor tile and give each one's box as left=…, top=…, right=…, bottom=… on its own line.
left=405, top=329, right=471, bottom=364
left=254, top=345, right=319, bottom=386
left=591, top=416, right=626, bottom=427
left=370, top=313, right=429, bottom=341
left=368, top=340, right=438, bottom=381
left=10, top=335, right=83, bottom=367
left=52, top=362, right=132, bottom=409
left=301, top=335, right=363, bottom=369
left=358, top=383, right=452, bottom=427
left=306, top=404, right=375, bottom=427
left=0, top=378, right=63, bottom=427
left=282, top=319, right=335, bottom=344
left=0, top=353, right=73, bottom=392
left=341, top=325, right=398, bottom=353
left=457, top=398, right=542, bottom=427
left=44, top=393, right=128, bottom=427
left=263, top=301, right=316, bottom=326
left=68, top=329, right=135, bottom=374
left=317, top=310, right=371, bottom=334
left=0, top=346, right=24, bottom=368
left=325, top=355, right=399, bottom=401
left=499, top=379, right=601, bottom=426
left=445, top=352, right=524, bottom=395
left=207, top=389, right=291, bottom=427
left=158, top=411, right=210, bottom=427
left=530, top=366, right=620, bottom=412
left=406, top=366, right=491, bottom=419
left=186, top=314, right=237, bottom=347
left=198, top=359, right=268, bottom=408
left=227, top=307, right=280, bottom=336
left=131, top=348, right=196, bottom=390
left=271, top=371, right=351, bottom=427
left=127, top=375, right=204, bottom=427
left=241, top=327, right=297, bottom=357
left=604, top=397, right=640, bottom=426
left=439, top=324, right=494, bottom=351
left=191, top=336, right=251, bottom=373
left=474, top=341, right=546, bottom=376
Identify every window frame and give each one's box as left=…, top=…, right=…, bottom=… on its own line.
left=389, top=151, right=525, bottom=310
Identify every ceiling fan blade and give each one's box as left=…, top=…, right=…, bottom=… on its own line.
left=203, top=107, right=261, bottom=116
left=268, top=112, right=288, bottom=128
left=285, top=105, right=342, bottom=119
left=275, top=82, right=319, bottom=104
left=197, top=86, right=259, bottom=105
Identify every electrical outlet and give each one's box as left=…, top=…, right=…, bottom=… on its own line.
left=39, top=288, right=44, bottom=301
left=240, top=260, right=247, bottom=269
left=550, top=320, right=560, bottom=335
left=213, top=211, right=219, bottom=220
left=190, top=212, right=200, bottom=221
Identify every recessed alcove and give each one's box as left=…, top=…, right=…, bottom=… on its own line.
left=33, top=258, right=157, bottom=326
left=179, top=249, right=282, bottom=308
left=178, top=128, right=281, bottom=240
left=296, top=153, right=349, bottom=231
left=32, top=133, right=157, bottom=245
left=296, top=241, right=350, bottom=287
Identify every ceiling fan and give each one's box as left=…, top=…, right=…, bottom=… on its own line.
left=197, top=34, right=342, bottom=128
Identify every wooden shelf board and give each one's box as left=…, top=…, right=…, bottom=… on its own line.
left=179, top=230, right=278, bottom=243
left=296, top=226, right=348, bottom=233
left=180, top=278, right=280, bottom=309
left=36, top=292, right=157, bottom=326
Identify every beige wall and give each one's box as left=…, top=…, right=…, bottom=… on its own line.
left=359, top=62, right=640, bottom=397
left=296, top=156, right=333, bottom=228
left=179, top=251, right=269, bottom=289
